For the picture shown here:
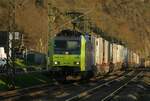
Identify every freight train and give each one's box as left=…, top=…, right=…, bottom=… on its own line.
left=48, top=29, right=140, bottom=79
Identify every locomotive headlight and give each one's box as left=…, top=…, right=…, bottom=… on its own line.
left=74, top=62, right=80, bottom=65
left=54, top=61, right=58, bottom=65
left=76, top=62, right=80, bottom=65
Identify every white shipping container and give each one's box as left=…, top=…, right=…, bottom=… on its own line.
left=120, top=45, right=124, bottom=63
left=99, top=37, right=103, bottom=65
left=112, top=44, right=117, bottom=64
left=133, top=53, right=137, bottom=63
left=94, top=36, right=103, bottom=66
left=117, top=45, right=121, bottom=63
left=104, top=40, right=109, bottom=63
left=110, top=43, right=113, bottom=61
left=123, top=48, right=128, bottom=63
left=128, top=50, right=133, bottom=63
left=145, top=60, right=150, bottom=67
left=94, top=36, right=104, bottom=74
left=95, top=37, right=100, bottom=65
left=136, top=54, right=140, bottom=64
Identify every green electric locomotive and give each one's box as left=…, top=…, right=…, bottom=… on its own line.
left=48, top=30, right=94, bottom=78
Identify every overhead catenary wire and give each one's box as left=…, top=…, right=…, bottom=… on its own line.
left=48, top=6, right=95, bottom=37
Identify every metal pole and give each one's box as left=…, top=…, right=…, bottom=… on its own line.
left=6, top=0, right=16, bottom=89
left=6, top=1, right=11, bottom=72
left=47, top=2, right=51, bottom=70
left=12, top=0, right=16, bottom=70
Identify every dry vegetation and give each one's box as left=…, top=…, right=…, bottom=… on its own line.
left=50, top=0, right=150, bottom=58
left=0, top=0, right=9, bottom=31
left=15, top=0, right=48, bottom=53
left=0, top=0, right=150, bottom=57
left=0, top=0, right=48, bottom=53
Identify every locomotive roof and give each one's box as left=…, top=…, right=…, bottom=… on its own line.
left=56, top=29, right=82, bottom=37
left=56, top=29, right=125, bottom=46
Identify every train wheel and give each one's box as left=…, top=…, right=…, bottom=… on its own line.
left=92, top=65, right=99, bottom=77
left=109, top=63, right=114, bottom=73
left=54, top=71, right=66, bottom=83
left=81, top=71, right=93, bottom=81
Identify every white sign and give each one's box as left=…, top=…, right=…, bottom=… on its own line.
left=0, top=47, right=7, bottom=59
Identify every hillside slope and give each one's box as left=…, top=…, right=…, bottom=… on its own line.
left=0, top=0, right=150, bottom=57
left=50, top=0, right=150, bottom=57
left=0, top=0, right=48, bottom=53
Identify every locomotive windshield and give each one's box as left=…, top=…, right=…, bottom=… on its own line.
left=54, top=40, right=81, bottom=54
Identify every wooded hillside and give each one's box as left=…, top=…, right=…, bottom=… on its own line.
left=0, top=0, right=149, bottom=57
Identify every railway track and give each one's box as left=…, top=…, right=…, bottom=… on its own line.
left=101, top=71, right=143, bottom=101
left=26, top=71, right=132, bottom=101
left=65, top=70, right=141, bottom=101
left=0, top=83, right=58, bottom=101
left=1, top=69, right=146, bottom=101
left=0, top=70, right=128, bottom=101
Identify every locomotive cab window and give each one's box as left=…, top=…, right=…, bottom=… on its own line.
left=54, top=40, right=81, bottom=54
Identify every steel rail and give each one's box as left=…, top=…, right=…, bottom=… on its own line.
left=0, top=71, right=127, bottom=101
left=65, top=71, right=134, bottom=101
left=101, top=71, right=143, bottom=101
left=0, top=82, right=59, bottom=101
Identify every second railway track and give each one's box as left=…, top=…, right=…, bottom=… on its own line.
left=65, top=70, right=142, bottom=101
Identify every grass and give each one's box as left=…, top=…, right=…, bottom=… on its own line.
left=14, top=73, right=51, bottom=88
left=0, top=58, right=49, bottom=91
left=14, top=58, right=46, bottom=70
left=15, top=59, right=27, bottom=69
left=0, top=78, right=9, bottom=91
left=0, top=72, right=52, bottom=91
